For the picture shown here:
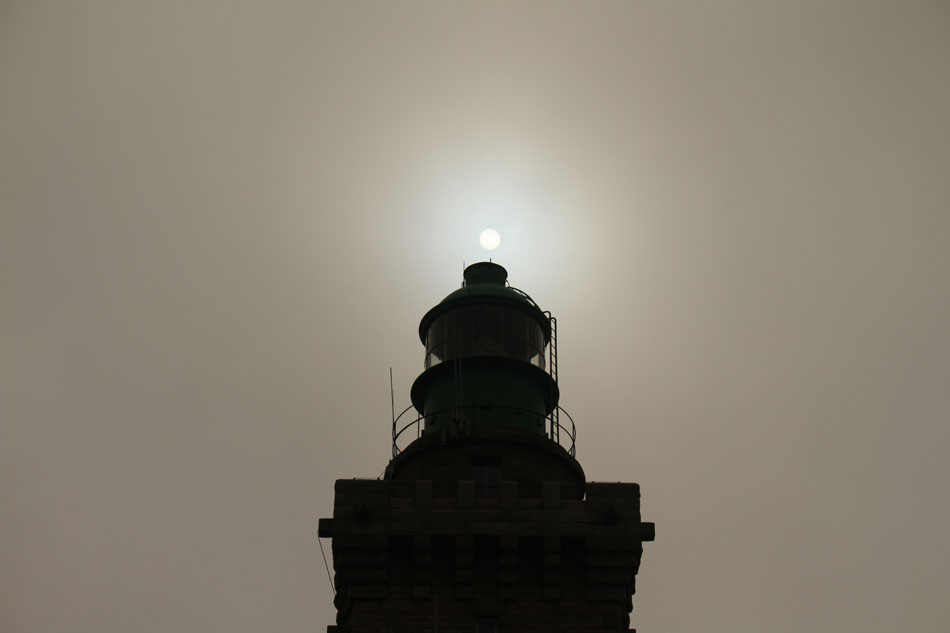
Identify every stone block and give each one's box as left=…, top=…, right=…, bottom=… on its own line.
left=542, top=481, right=561, bottom=510
left=588, top=585, right=628, bottom=602
left=457, top=480, right=474, bottom=509
left=332, top=533, right=387, bottom=549
left=560, top=500, right=584, bottom=513
left=469, top=522, right=509, bottom=535
left=383, top=519, right=429, bottom=534
left=588, top=569, right=633, bottom=585
left=518, top=498, right=541, bottom=510
left=474, top=497, right=501, bottom=511
left=509, top=521, right=548, bottom=536
left=388, top=496, right=412, bottom=509
left=414, top=480, right=432, bottom=509
left=348, top=584, right=387, bottom=599
left=513, top=510, right=547, bottom=523
left=334, top=479, right=388, bottom=505
left=588, top=552, right=642, bottom=568
left=640, top=522, right=656, bottom=542
left=500, top=480, right=518, bottom=510
left=586, top=483, right=640, bottom=511
left=588, top=535, right=641, bottom=552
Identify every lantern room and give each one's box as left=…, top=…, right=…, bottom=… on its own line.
left=409, top=262, right=560, bottom=438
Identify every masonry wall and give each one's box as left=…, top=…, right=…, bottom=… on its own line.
left=320, top=435, right=654, bottom=633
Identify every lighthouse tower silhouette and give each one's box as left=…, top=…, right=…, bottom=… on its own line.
left=319, top=262, right=654, bottom=632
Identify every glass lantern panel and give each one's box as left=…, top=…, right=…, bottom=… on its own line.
left=425, top=305, right=547, bottom=370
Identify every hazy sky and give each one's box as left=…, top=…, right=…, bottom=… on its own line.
left=3, top=2, right=949, bottom=632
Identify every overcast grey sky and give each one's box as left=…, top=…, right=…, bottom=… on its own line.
left=3, top=2, right=949, bottom=632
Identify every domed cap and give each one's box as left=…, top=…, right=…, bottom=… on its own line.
left=463, top=262, right=507, bottom=286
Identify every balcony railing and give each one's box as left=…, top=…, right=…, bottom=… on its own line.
left=392, top=403, right=577, bottom=459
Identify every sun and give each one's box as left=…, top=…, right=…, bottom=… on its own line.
left=479, top=228, right=501, bottom=250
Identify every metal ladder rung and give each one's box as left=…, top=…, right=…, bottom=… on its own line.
left=548, top=314, right=559, bottom=443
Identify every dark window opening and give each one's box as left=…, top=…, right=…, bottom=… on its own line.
left=472, top=457, right=501, bottom=498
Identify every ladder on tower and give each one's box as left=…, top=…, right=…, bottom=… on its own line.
left=546, top=313, right=559, bottom=444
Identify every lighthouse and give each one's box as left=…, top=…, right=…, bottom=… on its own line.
left=319, top=263, right=654, bottom=632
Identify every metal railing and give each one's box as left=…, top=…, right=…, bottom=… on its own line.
left=507, top=286, right=544, bottom=312
left=392, top=403, right=576, bottom=458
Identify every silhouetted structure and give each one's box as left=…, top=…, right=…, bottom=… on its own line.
left=319, top=263, right=654, bottom=632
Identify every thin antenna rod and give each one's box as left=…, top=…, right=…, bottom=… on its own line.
left=390, top=367, right=396, bottom=428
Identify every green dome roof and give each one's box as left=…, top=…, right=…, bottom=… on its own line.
left=417, top=262, right=551, bottom=343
